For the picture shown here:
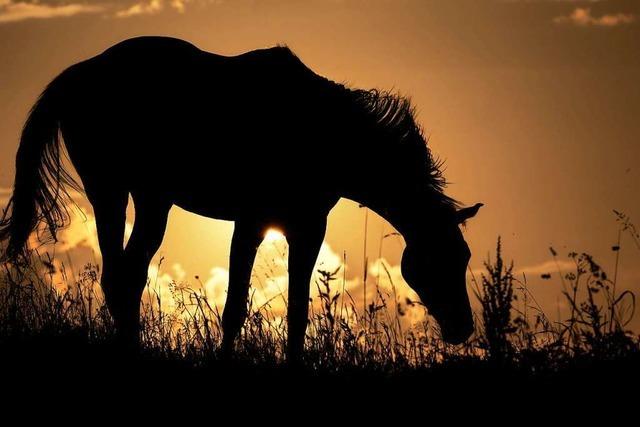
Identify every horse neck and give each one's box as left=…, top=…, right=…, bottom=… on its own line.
left=337, top=100, right=453, bottom=240
left=342, top=171, right=441, bottom=244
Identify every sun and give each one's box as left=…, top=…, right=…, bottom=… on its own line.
left=264, top=228, right=286, bottom=242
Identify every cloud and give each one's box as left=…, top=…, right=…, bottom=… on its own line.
left=138, top=229, right=432, bottom=330
left=516, top=259, right=574, bottom=276
left=0, top=0, right=210, bottom=23
left=554, top=7, right=635, bottom=27
left=115, top=0, right=163, bottom=18
left=0, top=1, right=104, bottom=24
left=469, top=258, right=574, bottom=281
left=55, top=205, right=134, bottom=254
left=170, top=0, right=188, bottom=13
left=5, top=202, right=428, bottom=330
left=115, top=0, right=210, bottom=18
left=141, top=232, right=357, bottom=317
left=114, top=0, right=212, bottom=18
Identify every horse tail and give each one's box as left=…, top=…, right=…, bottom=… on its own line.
left=0, top=70, right=80, bottom=264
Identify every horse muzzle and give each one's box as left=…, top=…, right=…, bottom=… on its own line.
left=436, top=309, right=474, bottom=345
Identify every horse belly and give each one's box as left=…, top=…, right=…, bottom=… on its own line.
left=166, top=154, right=281, bottom=222
left=171, top=189, right=327, bottom=224
left=168, top=157, right=338, bottom=225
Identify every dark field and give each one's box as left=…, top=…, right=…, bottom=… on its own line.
left=2, top=232, right=639, bottom=407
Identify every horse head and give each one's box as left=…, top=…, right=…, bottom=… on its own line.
left=401, top=203, right=482, bottom=344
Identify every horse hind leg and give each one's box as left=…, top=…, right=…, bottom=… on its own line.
left=92, top=189, right=170, bottom=351
left=90, top=189, right=129, bottom=346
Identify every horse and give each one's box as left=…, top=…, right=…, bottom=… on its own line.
left=0, top=36, right=481, bottom=361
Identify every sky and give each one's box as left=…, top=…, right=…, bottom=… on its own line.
left=0, top=0, right=639, bottom=331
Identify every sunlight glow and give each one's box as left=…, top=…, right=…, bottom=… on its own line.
left=264, top=228, right=286, bottom=242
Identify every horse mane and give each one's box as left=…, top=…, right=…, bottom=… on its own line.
left=269, top=46, right=458, bottom=211
left=349, top=88, right=460, bottom=210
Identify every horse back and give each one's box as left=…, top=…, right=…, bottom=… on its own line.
left=58, top=37, right=345, bottom=211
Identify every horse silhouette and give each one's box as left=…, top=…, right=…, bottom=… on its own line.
left=0, top=36, right=481, bottom=361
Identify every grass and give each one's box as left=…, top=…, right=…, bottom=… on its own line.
left=1, top=217, right=639, bottom=397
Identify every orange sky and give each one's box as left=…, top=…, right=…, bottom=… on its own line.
left=0, top=0, right=639, bottom=330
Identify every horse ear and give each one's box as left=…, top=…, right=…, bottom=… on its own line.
left=456, top=203, right=483, bottom=224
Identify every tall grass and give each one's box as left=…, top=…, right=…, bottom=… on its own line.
left=1, top=227, right=639, bottom=376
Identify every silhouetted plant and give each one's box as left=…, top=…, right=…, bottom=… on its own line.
left=558, top=252, right=636, bottom=358
left=310, top=268, right=342, bottom=361
left=477, top=237, right=515, bottom=361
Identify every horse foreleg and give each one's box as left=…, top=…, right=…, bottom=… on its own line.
left=286, top=217, right=327, bottom=364
left=221, top=220, right=263, bottom=358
